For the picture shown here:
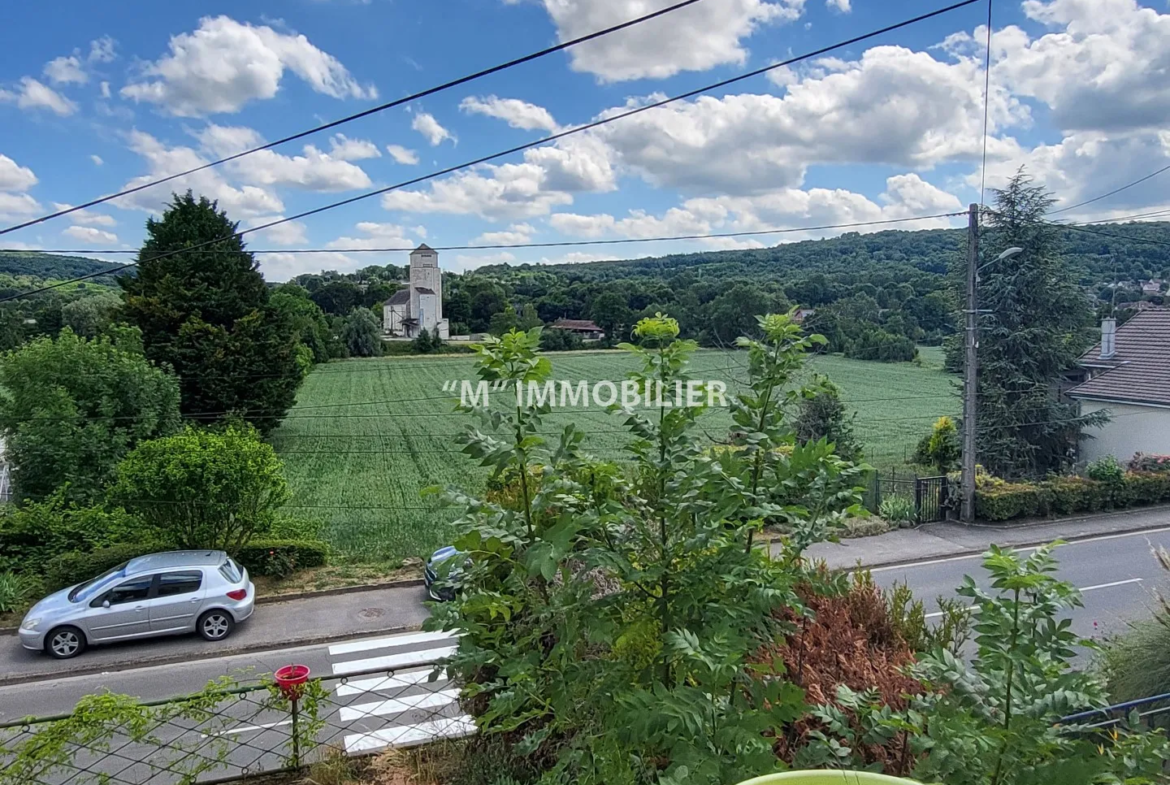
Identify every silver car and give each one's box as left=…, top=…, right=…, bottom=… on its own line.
left=18, top=550, right=255, bottom=659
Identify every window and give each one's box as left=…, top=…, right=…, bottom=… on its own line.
left=219, top=558, right=242, bottom=583
left=157, top=571, right=203, bottom=597
left=106, top=577, right=153, bottom=605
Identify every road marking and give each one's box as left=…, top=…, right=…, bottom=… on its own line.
left=343, top=715, right=476, bottom=754
left=339, top=688, right=459, bottom=722
left=331, top=644, right=458, bottom=676
left=336, top=667, right=448, bottom=697
left=329, top=630, right=456, bottom=657
left=870, top=525, right=1170, bottom=574
left=923, top=577, right=1144, bottom=618
left=200, top=719, right=292, bottom=738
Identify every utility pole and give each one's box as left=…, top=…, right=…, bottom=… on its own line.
left=961, top=203, right=980, bottom=523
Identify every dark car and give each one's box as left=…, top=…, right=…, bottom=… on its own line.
left=424, top=546, right=465, bottom=601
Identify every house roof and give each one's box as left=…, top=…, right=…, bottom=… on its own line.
left=384, top=288, right=410, bottom=306
left=551, top=318, right=602, bottom=332
left=1068, top=308, right=1170, bottom=407
left=413, top=243, right=434, bottom=253
left=415, top=287, right=436, bottom=295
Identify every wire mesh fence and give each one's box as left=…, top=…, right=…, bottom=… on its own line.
left=0, top=655, right=472, bottom=785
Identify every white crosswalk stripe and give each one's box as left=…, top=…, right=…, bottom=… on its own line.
left=325, top=628, right=473, bottom=755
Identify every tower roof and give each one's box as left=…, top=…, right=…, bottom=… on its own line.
left=413, top=243, right=434, bottom=253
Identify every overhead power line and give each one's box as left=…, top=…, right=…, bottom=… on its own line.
left=1048, top=163, right=1170, bottom=217
left=2, top=211, right=966, bottom=257
left=0, top=0, right=707, bottom=236
left=0, top=0, right=982, bottom=304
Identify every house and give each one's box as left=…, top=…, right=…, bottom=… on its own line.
left=793, top=307, right=816, bottom=324
left=550, top=318, right=605, bottom=340
left=383, top=244, right=450, bottom=339
left=1067, top=310, right=1170, bottom=464
left=1141, top=280, right=1164, bottom=295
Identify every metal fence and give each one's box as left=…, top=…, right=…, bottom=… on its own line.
left=0, top=646, right=471, bottom=784
left=863, top=471, right=952, bottom=524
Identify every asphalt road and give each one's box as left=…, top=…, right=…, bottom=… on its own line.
left=3, top=525, right=1169, bottom=783
left=869, top=525, right=1170, bottom=643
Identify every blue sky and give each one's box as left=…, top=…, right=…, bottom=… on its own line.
left=2, top=0, right=1169, bottom=279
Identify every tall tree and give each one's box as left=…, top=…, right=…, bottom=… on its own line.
left=0, top=330, right=181, bottom=503
left=589, top=291, right=631, bottom=343
left=342, top=307, right=382, bottom=357
left=120, top=192, right=302, bottom=433
left=975, top=171, right=1101, bottom=477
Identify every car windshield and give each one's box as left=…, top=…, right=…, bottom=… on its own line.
left=68, top=562, right=130, bottom=602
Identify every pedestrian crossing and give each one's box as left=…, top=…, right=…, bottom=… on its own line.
left=326, top=629, right=474, bottom=754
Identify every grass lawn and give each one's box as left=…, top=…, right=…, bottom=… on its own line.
left=270, top=348, right=957, bottom=562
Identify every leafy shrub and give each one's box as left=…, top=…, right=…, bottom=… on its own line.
left=0, top=492, right=138, bottom=570
left=1102, top=545, right=1170, bottom=705
left=975, top=471, right=1170, bottom=521
left=1087, top=454, right=1125, bottom=484
left=0, top=571, right=35, bottom=614
left=912, top=416, right=961, bottom=474
left=1130, top=453, right=1170, bottom=474
left=43, top=541, right=162, bottom=592
left=235, top=540, right=329, bottom=577
left=879, top=495, right=916, bottom=527
left=539, top=327, right=583, bottom=352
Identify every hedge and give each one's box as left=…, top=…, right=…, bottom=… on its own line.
left=44, top=541, right=163, bottom=592
left=975, top=471, right=1170, bottom=522
left=235, top=539, right=329, bottom=577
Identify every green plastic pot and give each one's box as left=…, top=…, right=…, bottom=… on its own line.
left=738, top=772, right=920, bottom=785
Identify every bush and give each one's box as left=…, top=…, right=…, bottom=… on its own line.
left=0, top=492, right=138, bottom=571
left=44, top=542, right=162, bottom=592
left=0, top=571, right=37, bottom=614
left=879, top=495, right=916, bottom=527
left=1130, top=453, right=1170, bottom=474
left=539, top=328, right=583, bottom=352
left=911, top=416, right=961, bottom=475
left=235, top=539, right=329, bottom=577
left=974, top=471, right=1170, bottom=522
left=1087, top=454, right=1125, bottom=484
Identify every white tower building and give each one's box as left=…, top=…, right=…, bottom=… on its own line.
left=383, top=244, right=449, bottom=339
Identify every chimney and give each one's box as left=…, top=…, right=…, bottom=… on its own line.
left=1100, top=317, right=1117, bottom=360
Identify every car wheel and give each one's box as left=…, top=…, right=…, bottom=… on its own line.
left=198, top=610, right=234, bottom=641
left=45, top=626, right=86, bottom=660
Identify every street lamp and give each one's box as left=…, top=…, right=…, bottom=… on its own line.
left=961, top=212, right=1027, bottom=522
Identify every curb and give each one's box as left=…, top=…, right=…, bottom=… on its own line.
left=0, top=622, right=420, bottom=688
left=938, top=504, right=1170, bottom=532
left=0, top=577, right=425, bottom=638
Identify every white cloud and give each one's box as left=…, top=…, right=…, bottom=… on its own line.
left=196, top=124, right=372, bottom=191
left=328, top=133, right=381, bottom=161
left=328, top=221, right=416, bottom=250
left=987, top=0, right=1170, bottom=134
left=63, top=225, right=119, bottom=244
left=99, top=81, right=111, bottom=99
left=0, top=154, right=38, bottom=191
left=0, top=77, right=78, bottom=116
left=44, top=56, right=87, bottom=85
left=473, top=223, right=536, bottom=245
left=826, top=0, right=850, bottom=11
left=460, top=95, right=559, bottom=132
left=549, top=212, right=615, bottom=238
left=386, top=144, right=419, bottom=165
left=528, top=0, right=805, bottom=82
left=596, top=44, right=1025, bottom=195
left=0, top=192, right=42, bottom=221
left=121, top=15, right=376, bottom=116
left=261, top=251, right=360, bottom=280
left=90, top=154, right=103, bottom=166
left=382, top=162, right=574, bottom=220
left=115, top=129, right=284, bottom=217
left=539, top=251, right=621, bottom=265
left=412, top=112, right=454, bottom=146
left=524, top=135, right=616, bottom=192
left=52, top=203, right=117, bottom=227
left=88, top=36, right=117, bottom=63
left=248, top=216, right=309, bottom=246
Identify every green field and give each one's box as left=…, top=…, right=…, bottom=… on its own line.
left=270, top=348, right=957, bottom=561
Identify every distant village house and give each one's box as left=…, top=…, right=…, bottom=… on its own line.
left=550, top=319, right=605, bottom=340
left=1068, top=309, right=1170, bottom=463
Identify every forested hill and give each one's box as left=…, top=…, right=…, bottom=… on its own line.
left=0, top=251, right=124, bottom=286
left=479, top=221, right=1170, bottom=285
